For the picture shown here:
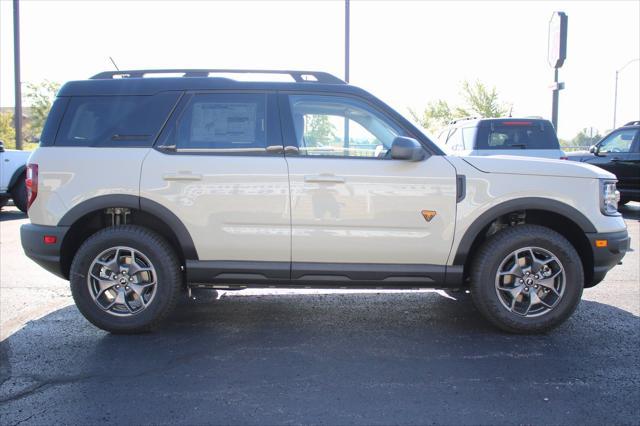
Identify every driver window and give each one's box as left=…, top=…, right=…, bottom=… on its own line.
left=599, top=129, right=636, bottom=153
left=289, top=95, right=404, bottom=158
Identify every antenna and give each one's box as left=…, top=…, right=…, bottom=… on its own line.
left=109, top=56, right=120, bottom=71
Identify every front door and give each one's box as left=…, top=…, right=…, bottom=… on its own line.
left=279, top=93, right=457, bottom=284
left=588, top=128, right=640, bottom=195
left=140, top=92, right=291, bottom=281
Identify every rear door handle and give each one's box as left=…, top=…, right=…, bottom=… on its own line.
left=162, top=173, right=203, bottom=181
left=304, top=174, right=346, bottom=184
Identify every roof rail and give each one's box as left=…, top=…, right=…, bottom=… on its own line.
left=90, top=69, right=345, bottom=84
left=449, top=116, right=479, bottom=125
left=623, top=120, right=640, bottom=126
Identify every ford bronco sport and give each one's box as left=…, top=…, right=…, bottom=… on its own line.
left=21, top=69, right=629, bottom=334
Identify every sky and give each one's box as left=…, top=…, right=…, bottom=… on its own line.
left=0, top=0, right=638, bottom=140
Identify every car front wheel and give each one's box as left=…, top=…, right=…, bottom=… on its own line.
left=470, top=224, right=583, bottom=334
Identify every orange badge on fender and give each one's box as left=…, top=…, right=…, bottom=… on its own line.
left=421, top=210, right=437, bottom=222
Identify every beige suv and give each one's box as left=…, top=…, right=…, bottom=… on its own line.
left=21, top=69, right=630, bottom=334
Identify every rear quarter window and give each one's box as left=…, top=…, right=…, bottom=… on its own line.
left=475, top=121, right=560, bottom=150
left=55, top=93, right=180, bottom=147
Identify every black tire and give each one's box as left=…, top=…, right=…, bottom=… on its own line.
left=470, top=225, right=584, bottom=334
left=70, top=225, right=183, bottom=333
left=10, top=176, right=28, bottom=213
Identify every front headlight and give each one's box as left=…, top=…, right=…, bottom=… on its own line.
left=600, top=180, right=620, bottom=216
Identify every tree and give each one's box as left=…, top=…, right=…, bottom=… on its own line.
left=567, top=128, right=602, bottom=149
left=305, top=114, right=336, bottom=147
left=409, top=100, right=452, bottom=136
left=456, top=80, right=509, bottom=118
left=410, top=80, right=510, bottom=134
left=0, top=112, right=16, bottom=148
left=24, top=80, right=60, bottom=143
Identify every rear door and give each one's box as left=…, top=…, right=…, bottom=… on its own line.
left=140, top=92, right=291, bottom=278
left=279, top=93, right=457, bottom=284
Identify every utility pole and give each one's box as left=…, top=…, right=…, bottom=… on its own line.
left=13, top=0, right=23, bottom=150
left=345, top=0, right=350, bottom=83
left=344, top=0, right=350, bottom=149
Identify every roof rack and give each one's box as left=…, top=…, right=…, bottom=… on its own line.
left=90, top=69, right=345, bottom=84
left=449, top=116, right=479, bottom=125
left=623, top=120, right=640, bottom=126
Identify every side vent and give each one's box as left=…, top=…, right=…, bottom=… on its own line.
left=456, top=175, right=466, bottom=203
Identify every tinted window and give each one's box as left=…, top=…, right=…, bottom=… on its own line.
left=39, top=97, right=69, bottom=147
left=56, top=93, right=179, bottom=147
left=598, top=129, right=637, bottom=153
left=475, top=121, right=560, bottom=150
left=174, top=93, right=266, bottom=152
left=289, top=95, right=405, bottom=158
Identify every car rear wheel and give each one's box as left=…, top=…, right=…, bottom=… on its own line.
left=470, top=225, right=583, bottom=333
left=70, top=225, right=182, bottom=333
left=11, top=176, right=28, bottom=213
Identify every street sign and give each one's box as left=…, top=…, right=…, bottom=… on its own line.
left=548, top=12, right=568, bottom=69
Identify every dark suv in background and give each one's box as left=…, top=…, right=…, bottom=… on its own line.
left=566, top=121, right=640, bottom=205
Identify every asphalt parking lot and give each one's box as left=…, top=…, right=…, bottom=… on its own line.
left=1, top=204, right=638, bottom=425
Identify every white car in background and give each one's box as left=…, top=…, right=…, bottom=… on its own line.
left=0, top=140, right=30, bottom=212
left=439, top=118, right=567, bottom=160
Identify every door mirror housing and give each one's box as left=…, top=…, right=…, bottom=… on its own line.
left=589, top=145, right=598, bottom=154
left=390, top=137, right=427, bottom=161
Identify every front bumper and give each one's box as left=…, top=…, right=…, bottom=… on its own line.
left=586, top=229, right=630, bottom=287
left=21, top=223, right=69, bottom=279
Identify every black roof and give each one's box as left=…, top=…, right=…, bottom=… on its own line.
left=58, top=69, right=373, bottom=98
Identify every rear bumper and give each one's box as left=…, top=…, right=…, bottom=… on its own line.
left=21, top=223, right=69, bottom=279
left=586, top=229, right=630, bottom=287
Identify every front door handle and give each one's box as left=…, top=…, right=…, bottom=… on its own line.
left=304, top=174, right=346, bottom=184
left=610, top=157, right=621, bottom=162
left=162, top=173, right=203, bottom=181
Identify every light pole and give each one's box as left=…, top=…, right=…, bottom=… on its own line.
left=13, top=0, right=23, bottom=150
left=344, top=0, right=350, bottom=148
left=613, top=58, right=639, bottom=128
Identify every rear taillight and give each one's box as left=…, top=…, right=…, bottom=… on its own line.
left=26, top=163, right=38, bottom=209
left=560, top=156, right=569, bottom=160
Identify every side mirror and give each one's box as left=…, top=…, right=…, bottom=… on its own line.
left=390, top=137, right=427, bottom=161
left=589, top=145, right=596, bottom=154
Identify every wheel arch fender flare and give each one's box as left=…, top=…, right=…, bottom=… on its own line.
left=58, top=194, right=198, bottom=260
left=452, top=197, right=597, bottom=265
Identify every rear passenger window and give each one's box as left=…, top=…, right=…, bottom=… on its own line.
left=445, top=127, right=464, bottom=151
left=461, top=127, right=476, bottom=150
left=174, top=93, right=266, bottom=153
left=56, top=93, right=179, bottom=147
